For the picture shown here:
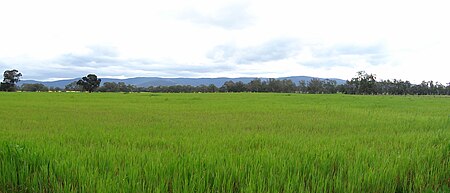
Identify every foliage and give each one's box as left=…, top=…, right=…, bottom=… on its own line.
left=97, top=82, right=136, bottom=92
left=65, top=81, right=83, bottom=91
left=345, top=71, right=377, bottom=94
left=0, top=68, right=447, bottom=95
left=76, top=74, right=101, bottom=93
left=21, top=83, right=49, bottom=92
left=0, top=69, right=22, bottom=92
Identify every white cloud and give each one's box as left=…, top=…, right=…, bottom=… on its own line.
left=0, top=0, right=449, bottom=83
left=181, top=2, right=254, bottom=30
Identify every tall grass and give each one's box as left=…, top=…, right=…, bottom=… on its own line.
left=0, top=93, right=449, bottom=192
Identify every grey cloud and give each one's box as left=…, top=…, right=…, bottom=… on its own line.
left=88, top=45, right=119, bottom=57
left=20, top=63, right=100, bottom=80
left=237, top=39, right=301, bottom=64
left=301, top=43, right=390, bottom=68
left=182, top=3, right=253, bottom=30
left=55, top=45, right=128, bottom=67
left=170, top=64, right=234, bottom=74
left=18, top=62, right=235, bottom=81
left=314, top=44, right=386, bottom=57
left=127, top=62, right=235, bottom=77
left=300, top=58, right=353, bottom=68
left=11, top=44, right=236, bottom=80
left=1, top=41, right=390, bottom=80
left=206, top=44, right=237, bottom=62
left=208, top=38, right=301, bottom=64
left=158, top=64, right=235, bottom=77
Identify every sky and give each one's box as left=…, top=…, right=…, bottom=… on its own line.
left=0, top=0, right=449, bottom=83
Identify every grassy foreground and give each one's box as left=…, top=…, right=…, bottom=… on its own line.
left=0, top=92, right=449, bottom=192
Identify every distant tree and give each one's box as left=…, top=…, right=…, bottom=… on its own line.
left=98, top=82, right=135, bottom=92
left=350, top=71, right=377, bottom=94
left=207, top=84, right=218, bottom=92
left=1, top=69, right=22, bottom=92
left=234, top=81, right=246, bottom=92
left=248, top=78, right=263, bottom=92
left=445, top=83, right=450, bottom=95
left=98, top=82, right=118, bottom=92
left=307, top=78, right=323, bottom=94
left=117, top=82, right=130, bottom=92
left=281, top=79, right=296, bottom=93
left=134, top=86, right=149, bottom=93
left=322, top=79, right=337, bottom=94
left=97, top=82, right=143, bottom=92
left=418, top=81, right=429, bottom=95
left=21, top=83, right=49, bottom=92
left=197, top=84, right=209, bottom=92
left=126, top=84, right=137, bottom=92
left=77, top=74, right=101, bottom=92
left=435, top=82, right=445, bottom=95
left=220, top=81, right=235, bottom=92
left=49, top=86, right=63, bottom=92
left=267, top=78, right=282, bottom=92
left=298, top=80, right=307, bottom=93
left=65, top=81, right=83, bottom=91
left=446, top=83, right=450, bottom=95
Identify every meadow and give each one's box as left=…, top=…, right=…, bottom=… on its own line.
left=0, top=92, right=449, bottom=192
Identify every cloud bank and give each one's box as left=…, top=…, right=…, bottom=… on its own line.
left=0, top=0, right=449, bottom=83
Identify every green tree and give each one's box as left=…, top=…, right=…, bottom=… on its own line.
left=21, top=83, right=49, bottom=92
left=281, top=79, right=296, bottom=93
left=267, top=78, right=282, bottom=92
left=307, top=78, right=323, bottom=94
left=234, top=81, right=246, bottom=92
left=220, top=81, right=235, bottom=92
left=351, top=71, right=377, bottom=94
left=248, top=78, right=263, bottom=92
left=322, top=79, right=337, bottom=94
left=207, top=84, right=218, bottom=92
left=76, top=74, right=102, bottom=93
left=1, top=69, right=22, bottom=91
left=298, top=80, right=307, bottom=93
left=49, top=86, right=63, bottom=92
left=65, top=81, right=83, bottom=91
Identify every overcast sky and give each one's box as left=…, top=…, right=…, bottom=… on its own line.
left=0, top=0, right=448, bottom=83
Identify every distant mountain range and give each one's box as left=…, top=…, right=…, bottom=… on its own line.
left=18, top=76, right=346, bottom=88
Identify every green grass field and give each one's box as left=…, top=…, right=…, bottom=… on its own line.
left=0, top=92, right=449, bottom=192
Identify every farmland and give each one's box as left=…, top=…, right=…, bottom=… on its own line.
left=0, top=92, right=449, bottom=192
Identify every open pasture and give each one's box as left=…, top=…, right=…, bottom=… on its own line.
left=0, top=93, right=449, bottom=192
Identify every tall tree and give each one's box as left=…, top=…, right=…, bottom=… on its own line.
left=351, top=71, right=377, bottom=94
left=307, top=78, right=323, bottom=94
left=322, top=79, right=337, bottom=94
left=298, top=80, right=307, bottom=93
left=248, top=78, right=263, bottom=92
left=281, top=79, right=296, bottom=93
left=220, top=81, right=235, bottom=92
left=1, top=69, right=22, bottom=92
left=77, top=74, right=101, bottom=93
left=267, top=78, right=282, bottom=92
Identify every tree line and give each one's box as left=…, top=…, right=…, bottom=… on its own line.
left=1, top=69, right=450, bottom=95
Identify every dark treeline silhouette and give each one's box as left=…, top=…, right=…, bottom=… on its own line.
left=2, top=69, right=450, bottom=95
left=88, top=71, right=450, bottom=95
left=337, top=71, right=450, bottom=95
